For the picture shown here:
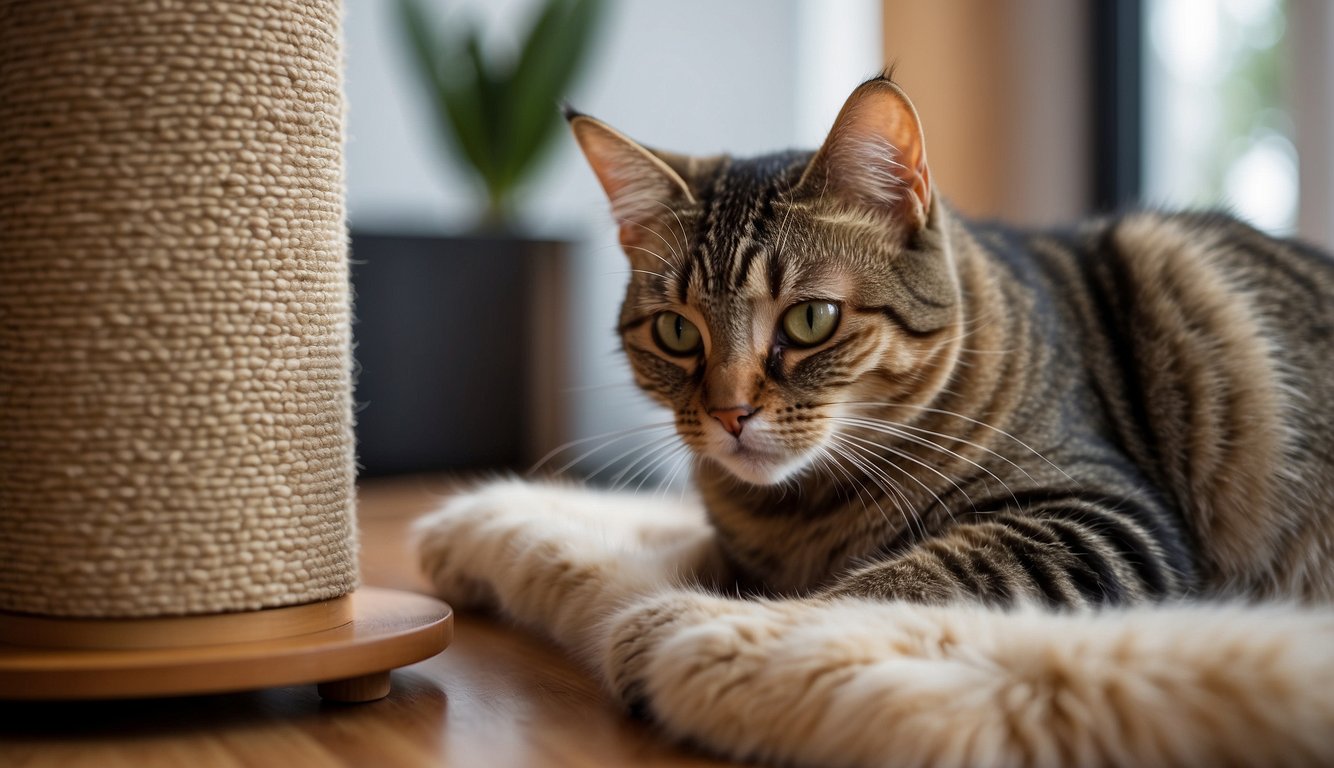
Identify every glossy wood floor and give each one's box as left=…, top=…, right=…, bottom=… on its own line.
left=0, top=475, right=733, bottom=768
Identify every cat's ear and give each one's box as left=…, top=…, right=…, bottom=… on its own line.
left=798, top=76, right=932, bottom=231
left=567, top=111, right=698, bottom=248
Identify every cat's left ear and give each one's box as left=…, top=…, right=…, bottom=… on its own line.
left=566, top=111, right=700, bottom=250
left=798, top=76, right=932, bottom=231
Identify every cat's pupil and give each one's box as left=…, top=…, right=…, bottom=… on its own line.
left=805, top=304, right=814, bottom=330
left=675, top=315, right=685, bottom=340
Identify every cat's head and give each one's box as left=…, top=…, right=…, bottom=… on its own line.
left=569, top=76, right=961, bottom=486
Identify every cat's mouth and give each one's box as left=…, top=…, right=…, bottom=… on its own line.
left=706, top=429, right=812, bottom=486
left=716, top=447, right=810, bottom=486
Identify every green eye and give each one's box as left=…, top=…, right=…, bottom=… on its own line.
left=782, top=301, right=839, bottom=347
left=653, top=312, right=702, bottom=355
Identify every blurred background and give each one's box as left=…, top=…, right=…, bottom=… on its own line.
left=344, top=0, right=1334, bottom=483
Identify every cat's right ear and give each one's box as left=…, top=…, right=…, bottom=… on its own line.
left=566, top=112, right=697, bottom=249
left=797, top=76, right=932, bottom=233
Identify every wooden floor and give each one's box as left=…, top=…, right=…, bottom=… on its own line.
left=0, top=475, right=733, bottom=768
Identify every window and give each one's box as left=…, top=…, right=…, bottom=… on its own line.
left=1143, top=0, right=1298, bottom=234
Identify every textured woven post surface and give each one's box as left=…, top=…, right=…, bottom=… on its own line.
left=0, top=0, right=358, bottom=617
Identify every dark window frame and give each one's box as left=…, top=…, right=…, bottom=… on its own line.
left=1090, top=0, right=1144, bottom=212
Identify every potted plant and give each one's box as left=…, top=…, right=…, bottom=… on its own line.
left=351, top=0, right=604, bottom=475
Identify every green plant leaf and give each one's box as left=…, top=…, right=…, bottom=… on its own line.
left=395, top=0, right=495, bottom=199
left=442, top=42, right=497, bottom=189
left=394, top=0, right=605, bottom=224
left=499, top=0, right=606, bottom=193
left=396, top=0, right=447, bottom=94
left=461, top=32, right=508, bottom=209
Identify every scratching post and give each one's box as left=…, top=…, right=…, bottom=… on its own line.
left=0, top=0, right=450, bottom=700
left=0, top=0, right=356, bottom=617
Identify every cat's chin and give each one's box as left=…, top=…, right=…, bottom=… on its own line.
left=710, top=449, right=812, bottom=487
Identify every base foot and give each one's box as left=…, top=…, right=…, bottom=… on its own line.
left=318, top=670, right=391, bottom=703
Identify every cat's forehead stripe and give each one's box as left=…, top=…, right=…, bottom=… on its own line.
left=728, top=194, right=773, bottom=292
left=688, top=152, right=808, bottom=300
left=675, top=255, right=694, bottom=303
left=767, top=244, right=786, bottom=299
left=686, top=160, right=733, bottom=291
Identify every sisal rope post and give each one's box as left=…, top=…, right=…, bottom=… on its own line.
left=0, top=0, right=450, bottom=700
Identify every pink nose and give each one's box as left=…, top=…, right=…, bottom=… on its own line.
left=709, top=406, right=755, bottom=437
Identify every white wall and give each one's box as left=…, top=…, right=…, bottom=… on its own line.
left=344, top=0, right=881, bottom=472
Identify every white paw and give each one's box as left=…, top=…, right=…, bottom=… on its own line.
left=412, top=478, right=719, bottom=652
left=412, top=507, right=499, bottom=611
left=412, top=479, right=562, bottom=609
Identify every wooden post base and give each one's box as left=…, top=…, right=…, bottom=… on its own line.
left=0, top=588, right=452, bottom=701
left=318, top=671, right=393, bottom=703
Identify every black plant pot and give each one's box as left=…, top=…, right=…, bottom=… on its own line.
left=349, top=232, right=568, bottom=477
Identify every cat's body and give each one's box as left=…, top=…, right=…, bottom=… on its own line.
left=693, top=194, right=1334, bottom=604
left=416, top=77, right=1334, bottom=767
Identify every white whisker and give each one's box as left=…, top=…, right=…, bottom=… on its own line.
left=609, top=434, right=684, bottom=491
left=628, top=268, right=674, bottom=282
left=616, top=219, right=684, bottom=265
left=635, top=442, right=690, bottom=494
left=647, top=199, right=690, bottom=263
left=819, top=440, right=888, bottom=526
left=582, top=433, right=680, bottom=484
left=620, top=242, right=680, bottom=278
left=829, top=415, right=1027, bottom=504
left=836, top=401, right=1073, bottom=481
left=823, top=438, right=920, bottom=539
left=659, top=449, right=695, bottom=501
left=528, top=421, right=676, bottom=476
left=831, top=431, right=960, bottom=523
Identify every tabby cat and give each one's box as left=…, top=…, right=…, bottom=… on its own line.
left=415, top=75, right=1334, bottom=767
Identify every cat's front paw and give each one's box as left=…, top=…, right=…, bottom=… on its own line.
left=603, top=592, right=767, bottom=716
left=412, top=478, right=664, bottom=632
left=412, top=479, right=579, bottom=608
left=412, top=483, right=520, bottom=611
left=414, top=478, right=725, bottom=656
left=603, top=592, right=700, bottom=716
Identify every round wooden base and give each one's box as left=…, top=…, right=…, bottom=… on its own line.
left=0, top=588, right=452, bottom=702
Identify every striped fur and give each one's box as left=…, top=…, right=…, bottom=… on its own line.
left=416, top=76, right=1334, bottom=766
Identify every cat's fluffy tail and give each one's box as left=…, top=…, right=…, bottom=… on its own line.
left=610, top=594, right=1334, bottom=768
